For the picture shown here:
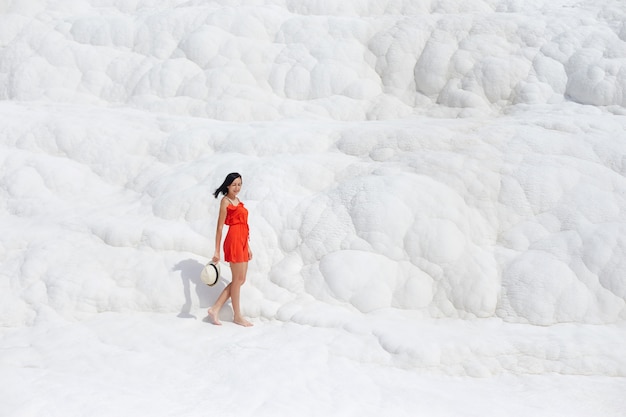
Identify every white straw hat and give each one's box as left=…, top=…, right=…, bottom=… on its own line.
left=201, top=262, right=220, bottom=286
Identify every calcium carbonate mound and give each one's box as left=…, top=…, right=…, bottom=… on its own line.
left=0, top=0, right=624, bottom=120
left=0, top=1, right=625, bottom=328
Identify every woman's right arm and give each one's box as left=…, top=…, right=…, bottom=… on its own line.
left=212, top=198, right=228, bottom=262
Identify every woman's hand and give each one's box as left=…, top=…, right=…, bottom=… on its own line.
left=212, top=251, right=220, bottom=263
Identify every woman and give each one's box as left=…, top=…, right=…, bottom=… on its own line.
left=207, top=172, right=253, bottom=327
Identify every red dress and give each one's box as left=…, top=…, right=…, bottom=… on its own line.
left=223, top=201, right=250, bottom=263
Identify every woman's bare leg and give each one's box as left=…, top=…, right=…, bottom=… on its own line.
left=230, top=262, right=252, bottom=327
left=207, top=283, right=231, bottom=325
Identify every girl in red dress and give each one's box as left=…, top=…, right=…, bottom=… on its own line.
left=207, top=172, right=253, bottom=327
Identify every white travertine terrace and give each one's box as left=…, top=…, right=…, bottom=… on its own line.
left=0, top=1, right=625, bottom=415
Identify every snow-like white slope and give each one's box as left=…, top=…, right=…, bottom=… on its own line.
left=2, top=103, right=625, bottom=328
left=1, top=0, right=625, bottom=119
left=1, top=1, right=626, bottom=416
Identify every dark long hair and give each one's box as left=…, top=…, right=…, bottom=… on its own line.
left=213, top=172, right=241, bottom=198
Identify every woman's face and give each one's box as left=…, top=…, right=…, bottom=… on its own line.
left=227, top=177, right=242, bottom=196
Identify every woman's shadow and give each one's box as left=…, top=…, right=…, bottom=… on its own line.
left=173, top=259, right=227, bottom=319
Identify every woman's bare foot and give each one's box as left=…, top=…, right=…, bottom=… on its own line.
left=234, top=316, right=253, bottom=327
left=207, top=307, right=221, bottom=325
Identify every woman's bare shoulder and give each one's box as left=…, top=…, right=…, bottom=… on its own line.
left=219, top=196, right=230, bottom=208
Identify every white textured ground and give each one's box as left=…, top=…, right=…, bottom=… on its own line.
left=1, top=1, right=625, bottom=416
